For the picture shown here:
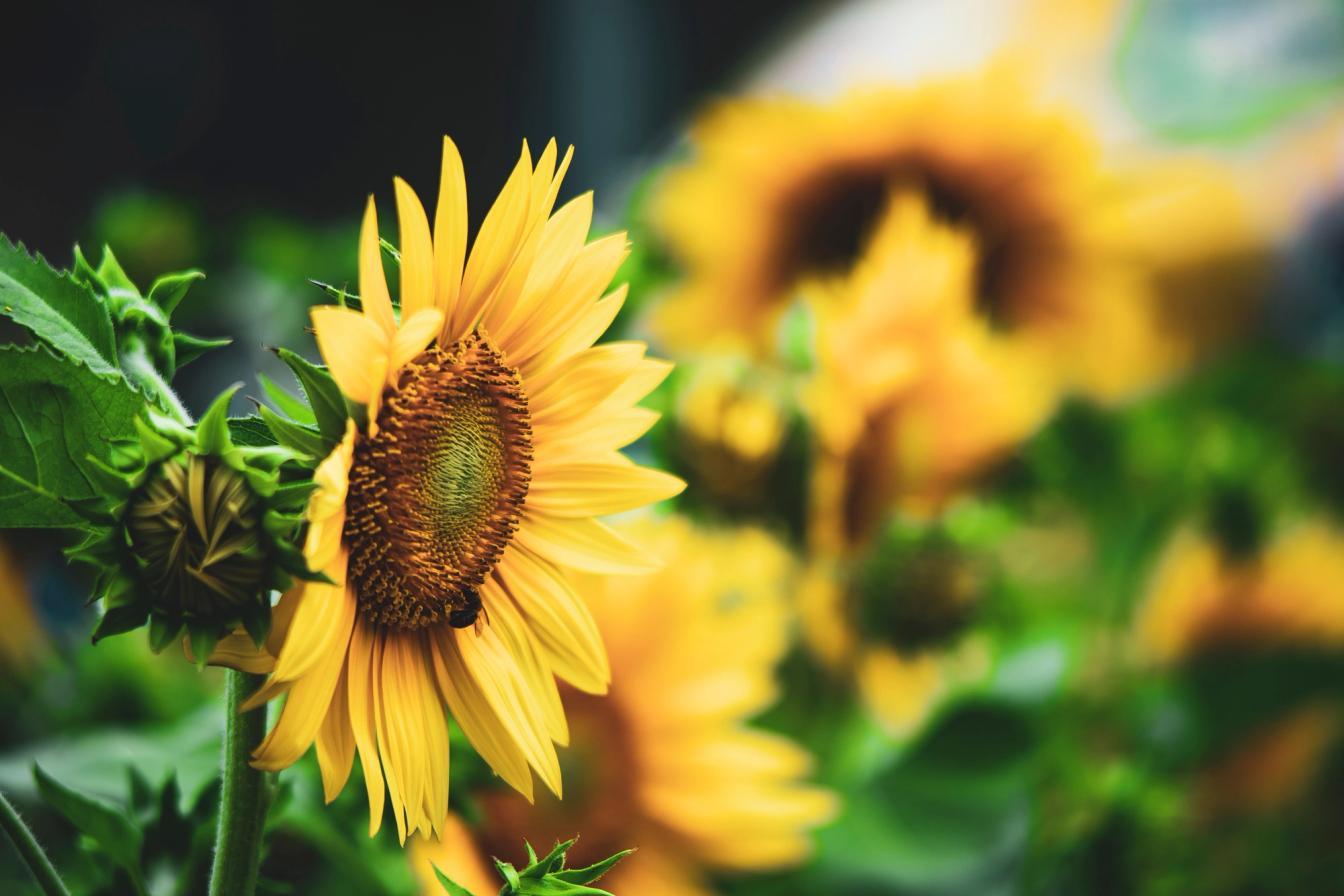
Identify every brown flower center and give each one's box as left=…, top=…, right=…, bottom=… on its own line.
left=345, top=333, right=531, bottom=631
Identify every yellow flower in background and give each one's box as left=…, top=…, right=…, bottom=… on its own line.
left=0, top=537, right=43, bottom=669
left=651, top=65, right=1261, bottom=402
left=805, top=192, right=1057, bottom=548
left=227, top=137, right=684, bottom=843
left=1135, top=520, right=1344, bottom=663
left=798, top=540, right=992, bottom=739
left=666, top=355, right=792, bottom=514
left=412, top=517, right=835, bottom=895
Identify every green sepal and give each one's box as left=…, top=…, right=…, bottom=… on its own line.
left=83, top=455, right=136, bottom=498
left=92, top=244, right=138, bottom=294
left=432, top=866, right=477, bottom=896
left=495, top=859, right=522, bottom=890
left=188, top=626, right=219, bottom=671
left=148, top=614, right=184, bottom=653
left=241, top=604, right=271, bottom=649
left=196, top=384, right=241, bottom=456
left=134, top=415, right=185, bottom=464
left=146, top=269, right=204, bottom=315
left=308, top=278, right=355, bottom=307
left=259, top=372, right=317, bottom=424
left=258, top=404, right=325, bottom=459
left=92, top=603, right=149, bottom=643
left=275, top=347, right=348, bottom=446
left=173, top=331, right=231, bottom=369
left=552, top=851, right=634, bottom=886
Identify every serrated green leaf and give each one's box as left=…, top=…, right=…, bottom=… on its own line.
left=258, top=372, right=317, bottom=424
left=276, top=347, right=348, bottom=445
left=258, top=405, right=325, bottom=459
left=146, top=269, right=204, bottom=315
left=228, top=415, right=279, bottom=448
left=0, top=235, right=118, bottom=375
left=34, top=763, right=147, bottom=894
left=433, top=865, right=478, bottom=896
left=0, top=345, right=145, bottom=527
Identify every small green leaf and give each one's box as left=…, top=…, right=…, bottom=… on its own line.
left=146, top=269, right=204, bottom=315
left=258, top=372, right=317, bottom=424
left=0, top=235, right=118, bottom=375
left=228, top=416, right=279, bottom=448
left=258, top=405, right=324, bottom=459
left=275, top=347, right=348, bottom=445
left=196, top=385, right=241, bottom=455
left=433, top=865, right=478, bottom=896
left=34, top=763, right=146, bottom=893
left=173, top=331, right=231, bottom=369
left=91, top=603, right=148, bottom=643
left=552, top=850, right=633, bottom=886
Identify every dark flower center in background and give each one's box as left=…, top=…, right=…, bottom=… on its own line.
left=853, top=534, right=985, bottom=652
left=345, top=333, right=532, bottom=631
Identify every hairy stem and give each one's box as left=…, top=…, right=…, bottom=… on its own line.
left=0, top=789, right=71, bottom=896
left=208, top=671, right=270, bottom=896
left=120, top=335, right=192, bottom=425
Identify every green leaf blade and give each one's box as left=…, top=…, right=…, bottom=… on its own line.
left=0, top=345, right=144, bottom=527
left=0, top=235, right=118, bottom=375
left=33, top=763, right=146, bottom=893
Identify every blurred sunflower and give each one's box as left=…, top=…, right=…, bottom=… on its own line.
left=651, top=65, right=1260, bottom=402
left=0, top=536, right=43, bottom=669
left=1136, top=519, right=1344, bottom=662
left=220, top=138, right=684, bottom=842
left=411, top=517, right=835, bottom=895
left=805, top=191, right=1057, bottom=547
left=798, top=523, right=993, bottom=738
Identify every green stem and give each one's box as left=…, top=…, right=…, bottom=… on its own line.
left=208, top=671, right=270, bottom=896
left=0, top=789, right=72, bottom=896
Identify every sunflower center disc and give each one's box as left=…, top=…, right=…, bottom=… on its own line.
left=345, top=333, right=532, bottom=631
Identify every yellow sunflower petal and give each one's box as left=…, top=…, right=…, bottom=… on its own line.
left=314, top=660, right=355, bottom=803
left=433, top=136, right=468, bottom=326
left=358, top=196, right=396, bottom=338
left=454, top=143, right=533, bottom=337
left=480, top=578, right=568, bottom=746
left=527, top=460, right=684, bottom=517
left=370, top=632, right=409, bottom=843
left=428, top=630, right=535, bottom=801
left=494, top=545, right=609, bottom=693
left=311, top=306, right=389, bottom=406
left=394, top=176, right=436, bottom=319
left=346, top=619, right=386, bottom=837
left=521, top=285, right=628, bottom=379
left=388, top=307, right=446, bottom=377
left=513, top=512, right=659, bottom=575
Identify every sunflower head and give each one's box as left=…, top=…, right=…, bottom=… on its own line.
left=69, top=387, right=314, bottom=660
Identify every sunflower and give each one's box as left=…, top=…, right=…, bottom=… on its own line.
left=804, top=191, right=1057, bottom=548
left=650, top=66, right=1260, bottom=402
left=226, top=138, right=684, bottom=843
left=0, top=537, right=43, bottom=669
left=410, top=517, right=835, bottom=895
left=1135, top=520, right=1344, bottom=663
left=798, top=522, right=993, bottom=738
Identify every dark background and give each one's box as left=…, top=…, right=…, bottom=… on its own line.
left=4, top=1, right=819, bottom=260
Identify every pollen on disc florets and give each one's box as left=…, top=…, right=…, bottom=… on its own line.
left=345, top=332, right=532, bottom=631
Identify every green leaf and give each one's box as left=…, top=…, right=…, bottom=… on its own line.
left=259, top=372, right=317, bottom=424
left=146, top=269, right=204, bottom=315
left=228, top=415, right=279, bottom=448
left=0, top=235, right=118, bottom=375
left=552, top=850, right=633, bottom=886
left=258, top=405, right=325, bottom=459
left=92, top=603, right=148, bottom=643
left=34, top=763, right=147, bottom=894
left=433, top=865, right=478, bottom=896
left=173, top=331, right=231, bottom=369
left=275, top=347, right=348, bottom=445
left=0, top=344, right=145, bottom=526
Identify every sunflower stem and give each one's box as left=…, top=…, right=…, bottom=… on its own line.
left=0, top=788, right=72, bottom=896
left=208, top=670, right=270, bottom=896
